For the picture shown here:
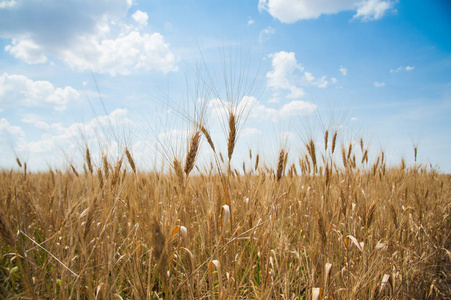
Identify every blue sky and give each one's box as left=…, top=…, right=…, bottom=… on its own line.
left=0, top=0, right=450, bottom=172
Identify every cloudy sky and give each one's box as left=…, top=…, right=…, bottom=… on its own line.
left=1, top=0, right=450, bottom=172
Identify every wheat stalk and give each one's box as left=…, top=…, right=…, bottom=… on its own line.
left=70, top=164, right=79, bottom=177
left=184, top=130, right=201, bottom=177
left=276, top=149, right=285, bottom=182
left=0, top=213, right=15, bottom=246
left=97, top=168, right=104, bottom=188
left=111, top=158, right=123, bottom=186
left=16, top=157, right=22, bottom=168
left=324, top=130, right=329, bottom=151
left=307, top=139, right=317, bottom=173
left=316, top=210, right=327, bottom=247
left=200, top=125, right=215, bottom=153
left=227, top=112, right=236, bottom=162
left=366, top=201, right=377, bottom=228
left=125, top=147, right=136, bottom=174
left=361, top=149, right=368, bottom=164
left=103, top=155, right=109, bottom=178
left=173, top=158, right=184, bottom=187
left=85, top=148, right=93, bottom=174
left=331, top=131, right=337, bottom=154
left=347, top=142, right=353, bottom=160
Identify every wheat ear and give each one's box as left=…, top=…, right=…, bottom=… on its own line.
left=227, top=112, right=236, bottom=161
left=184, top=130, right=201, bottom=176
left=200, top=125, right=215, bottom=152
left=125, top=147, right=136, bottom=174
left=276, top=149, right=285, bottom=182
left=324, top=130, right=329, bottom=151
left=331, top=131, right=337, bottom=154
left=85, top=148, right=93, bottom=174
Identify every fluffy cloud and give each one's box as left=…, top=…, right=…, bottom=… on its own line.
left=0, top=73, right=80, bottom=110
left=62, top=31, right=177, bottom=75
left=266, top=51, right=329, bottom=103
left=353, top=0, right=394, bottom=21
left=26, top=109, right=130, bottom=153
left=0, top=118, right=25, bottom=139
left=0, top=0, right=17, bottom=9
left=374, top=81, right=385, bottom=87
left=4, top=39, right=47, bottom=64
left=0, top=0, right=177, bottom=75
left=267, top=51, right=305, bottom=100
left=279, top=100, right=317, bottom=117
left=158, top=129, right=190, bottom=143
left=258, top=0, right=395, bottom=23
left=2, top=108, right=132, bottom=171
left=209, top=96, right=317, bottom=122
left=132, top=10, right=148, bottom=27
left=259, top=26, right=276, bottom=42
left=0, top=118, right=26, bottom=155
left=241, top=127, right=262, bottom=137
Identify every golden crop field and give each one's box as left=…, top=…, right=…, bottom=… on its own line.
left=1, top=122, right=450, bottom=299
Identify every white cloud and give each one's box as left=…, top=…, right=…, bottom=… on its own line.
left=304, top=72, right=314, bottom=82
left=63, top=31, right=177, bottom=75
left=11, top=108, right=133, bottom=168
left=374, top=81, right=385, bottom=87
left=0, top=0, right=17, bottom=9
left=331, top=77, right=337, bottom=84
left=0, top=73, right=80, bottom=110
left=390, top=65, right=415, bottom=73
left=259, top=26, right=276, bottom=42
left=248, top=17, right=255, bottom=25
left=0, top=118, right=26, bottom=153
left=258, top=0, right=395, bottom=23
left=209, top=96, right=317, bottom=123
left=0, top=0, right=177, bottom=75
left=0, top=118, right=25, bottom=138
left=132, top=10, right=148, bottom=27
left=158, top=129, right=190, bottom=143
left=241, top=127, right=262, bottom=137
left=353, top=0, right=394, bottom=21
left=21, top=115, right=51, bottom=130
left=258, top=0, right=355, bottom=23
left=5, top=39, right=48, bottom=64
left=266, top=51, right=329, bottom=102
left=317, top=76, right=328, bottom=88
left=279, top=100, right=317, bottom=118
left=0, top=119, right=27, bottom=167
left=339, top=66, right=347, bottom=75
left=1, top=109, right=139, bottom=170
left=267, top=51, right=305, bottom=100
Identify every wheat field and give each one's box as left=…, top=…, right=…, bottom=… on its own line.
left=1, top=124, right=450, bottom=299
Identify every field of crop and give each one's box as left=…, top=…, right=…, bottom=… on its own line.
left=1, top=123, right=450, bottom=299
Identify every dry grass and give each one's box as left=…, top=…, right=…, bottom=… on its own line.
left=0, top=133, right=450, bottom=299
